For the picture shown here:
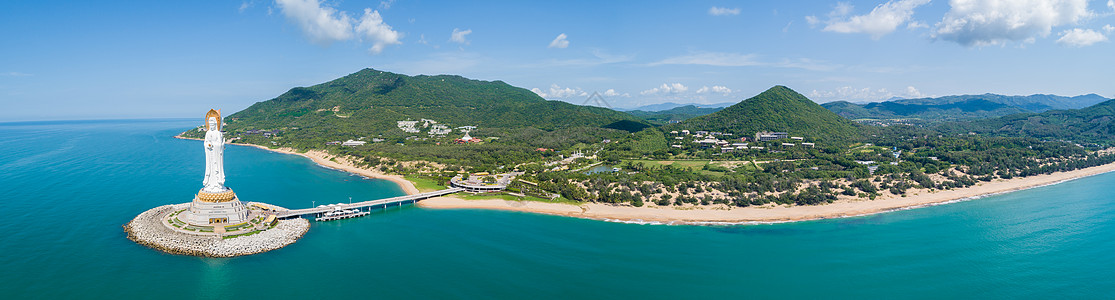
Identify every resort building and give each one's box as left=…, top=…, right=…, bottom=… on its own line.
left=341, top=140, right=366, bottom=146
left=756, top=131, right=789, bottom=141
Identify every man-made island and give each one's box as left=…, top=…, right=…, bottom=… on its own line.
left=128, top=109, right=309, bottom=257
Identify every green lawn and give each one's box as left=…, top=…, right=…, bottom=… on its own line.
left=405, top=175, right=446, bottom=192
left=460, top=193, right=583, bottom=205
left=628, top=159, right=709, bottom=170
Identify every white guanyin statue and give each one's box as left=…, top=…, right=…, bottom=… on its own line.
left=202, top=112, right=227, bottom=193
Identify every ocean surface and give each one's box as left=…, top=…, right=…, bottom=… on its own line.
left=2, top=119, right=1115, bottom=299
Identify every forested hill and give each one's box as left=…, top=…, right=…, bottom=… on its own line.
left=223, top=68, right=643, bottom=134
left=823, top=93, right=1109, bottom=122
left=939, top=99, right=1115, bottom=145
left=673, top=86, right=860, bottom=141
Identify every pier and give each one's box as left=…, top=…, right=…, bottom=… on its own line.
left=277, top=188, right=465, bottom=219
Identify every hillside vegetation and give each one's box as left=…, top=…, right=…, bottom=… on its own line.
left=674, top=86, right=860, bottom=141
left=824, top=93, right=1109, bottom=122
left=939, top=99, right=1115, bottom=145
left=226, top=68, right=644, bottom=136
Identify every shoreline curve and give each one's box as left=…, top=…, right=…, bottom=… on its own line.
left=175, top=135, right=1115, bottom=225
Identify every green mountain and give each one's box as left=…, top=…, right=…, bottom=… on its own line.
left=941, top=99, right=1115, bottom=144
left=222, top=68, right=644, bottom=136
left=823, top=93, right=1109, bottom=122
left=625, top=105, right=723, bottom=125
left=674, top=86, right=859, bottom=141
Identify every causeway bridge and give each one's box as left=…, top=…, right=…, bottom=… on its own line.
left=276, top=187, right=465, bottom=219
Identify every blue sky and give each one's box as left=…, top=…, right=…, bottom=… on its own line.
left=2, top=0, right=1114, bottom=121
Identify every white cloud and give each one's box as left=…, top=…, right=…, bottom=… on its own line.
left=805, top=15, right=821, bottom=26
left=602, top=89, right=630, bottom=97
left=548, top=33, right=569, bottom=48
left=709, top=6, right=741, bottom=16
left=355, top=9, right=402, bottom=54
left=648, top=52, right=760, bottom=67
left=450, top=28, right=472, bottom=45
left=1056, top=28, right=1108, bottom=47
left=697, top=86, right=732, bottom=95
left=904, top=86, right=926, bottom=98
left=531, top=84, right=585, bottom=99
left=239, top=1, right=254, bottom=13
left=641, top=83, right=689, bottom=95
left=933, top=0, right=1093, bottom=47
left=275, top=0, right=354, bottom=45
left=1109, top=0, right=1115, bottom=10
left=809, top=85, right=928, bottom=102
left=819, top=0, right=932, bottom=39
left=379, top=0, right=395, bottom=9
left=1104, top=24, right=1115, bottom=33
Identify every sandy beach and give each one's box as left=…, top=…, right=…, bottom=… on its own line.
left=419, top=162, right=1115, bottom=224
left=176, top=136, right=1115, bottom=224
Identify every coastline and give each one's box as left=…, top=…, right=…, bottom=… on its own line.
left=418, top=161, right=1115, bottom=224
left=174, top=135, right=1115, bottom=225
left=174, top=136, right=420, bottom=195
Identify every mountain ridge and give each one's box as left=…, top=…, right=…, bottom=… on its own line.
left=674, top=86, right=860, bottom=141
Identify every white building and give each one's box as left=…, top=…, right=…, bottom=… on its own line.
left=342, top=140, right=366, bottom=146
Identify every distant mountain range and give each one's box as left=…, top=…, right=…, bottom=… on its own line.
left=940, top=99, right=1115, bottom=145
left=619, top=102, right=736, bottom=112
left=823, top=93, right=1109, bottom=122
left=624, top=105, right=724, bottom=125
left=672, top=86, right=860, bottom=141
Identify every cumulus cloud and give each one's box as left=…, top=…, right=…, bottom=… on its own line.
left=355, top=9, right=402, bottom=53
left=602, top=89, right=630, bottom=97
left=814, top=0, right=931, bottom=39
left=1110, top=0, right=1115, bottom=10
left=809, top=85, right=927, bottom=102
left=450, top=28, right=472, bottom=45
left=275, top=0, right=354, bottom=44
left=548, top=33, right=569, bottom=48
left=531, top=84, right=586, bottom=99
left=641, top=83, right=689, bottom=95
left=274, top=0, right=404, bottom=53
left=1056, top=28, right=1108, bottom=47
left=697, top=86, right=733, bottom=95
left=933, top=0, right=1093, bottom=47
left=1105, top=24, right=1115, bottom=33
left=709, top=6, right=741, bottom=16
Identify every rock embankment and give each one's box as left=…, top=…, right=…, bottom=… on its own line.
left=124, top=204, right=309, bottom=257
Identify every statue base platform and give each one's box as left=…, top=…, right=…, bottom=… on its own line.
left=177, top=188, right=249, bottom=226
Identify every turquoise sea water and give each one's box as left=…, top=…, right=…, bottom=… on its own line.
left=2, top=119, right=1115, bottom=299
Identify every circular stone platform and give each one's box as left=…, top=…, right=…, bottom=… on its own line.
left=124, top=203, right=309, bottom=257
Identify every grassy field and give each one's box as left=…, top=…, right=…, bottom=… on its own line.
left=460, top=193, right=583, bottom=205
left=628, top=159, right=748, bottom=176
left=405, top=175, right=446, bottom=193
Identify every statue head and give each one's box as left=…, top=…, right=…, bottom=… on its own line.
left=205, top=109, right=221, bottom=131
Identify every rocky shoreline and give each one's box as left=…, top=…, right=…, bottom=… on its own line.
left=124, top=204, right=310, bottom=257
